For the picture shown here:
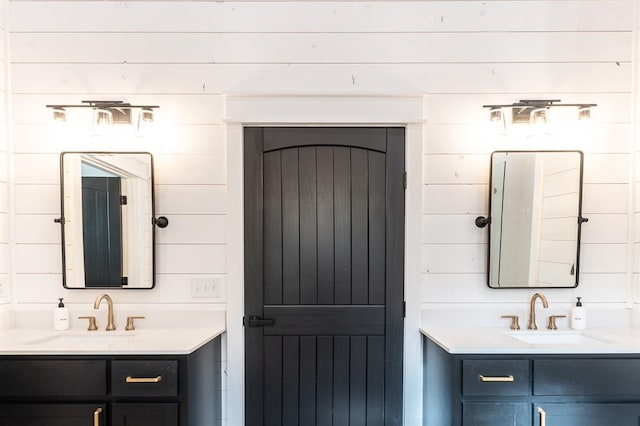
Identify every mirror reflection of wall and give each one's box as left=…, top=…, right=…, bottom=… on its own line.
left=60, top=152, right=155, bottom=289
left=486, top=151, right=584, bottom=289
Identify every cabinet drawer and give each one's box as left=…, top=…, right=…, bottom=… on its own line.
left=111, top=360, right=178, bottom=397
left=0, top=403, right=107, bottom=425
left=462, top=360, right=529, bottom=396
left=111, top=403, right=179, bottom=426
left=0, top=360, right=107, bottom=397
left=462, top=402, right=530, bottom=426
left=534, top=359, right=640, bottom=396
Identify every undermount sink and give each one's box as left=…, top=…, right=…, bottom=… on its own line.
left=504, top=330, right=610, bottom=345
left=23, top=333, right=136, bottom=348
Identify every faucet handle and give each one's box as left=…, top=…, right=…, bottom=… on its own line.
left=501, top=315, right=520, bottom=330
left=78, top=316, right=98, bottom=331
left=125, top=316, right=145, bottom=331
left=547, top=315, right=567, bottom=330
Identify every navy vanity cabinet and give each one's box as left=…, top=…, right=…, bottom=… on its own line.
left=423, top=335, right=640, bottom=426
left=0, top=336, right=221, bottom=426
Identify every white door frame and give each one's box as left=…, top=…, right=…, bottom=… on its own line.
left=225, top=94, right=425, bottom=425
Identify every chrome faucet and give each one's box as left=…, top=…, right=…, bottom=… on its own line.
left=93, top=294, right=116, bottom=331
left=527, top=292, right=549, bottom=330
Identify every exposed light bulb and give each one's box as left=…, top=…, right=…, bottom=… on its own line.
left=52, top=107, right=66, bottom=123
left=529, top=108, right=547, bottom=125
left=489, top=107, right=502, bottom=122
left=577, top=106, right=591, bottom=121
left=94, top=109, right=113, bottom=125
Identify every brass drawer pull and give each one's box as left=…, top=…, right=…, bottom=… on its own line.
left=126, top=375, right=162, bottom=383
left=93, top=407, right=102, bottom=426
left=478, top=374, right=515, bottom=382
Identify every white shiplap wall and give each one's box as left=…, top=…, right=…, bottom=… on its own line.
left=6, top=1, right=637, bottom=424
left=8, top=0, right=634, bottom=302
left=0, top=0, right=8, bottom=307
left=634, top=0, right=640, bottom=315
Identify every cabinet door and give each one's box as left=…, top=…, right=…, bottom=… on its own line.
left=0, top=403, right=105, bottom=426
left=535, top=403, right=640, bottom=426
left=111, top=403, right=178, bottom=426
left=463, top=402, right=530, bottom=426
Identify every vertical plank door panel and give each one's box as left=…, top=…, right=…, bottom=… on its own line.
left=350, top=336, right=368, bottom=426
left=264, top=150, right=283, bottom=305
left=317, top=147, right=335, bottom=305
left=299, top=147, right=318, bottom=305
left=316, top=336, right=334, bottom=426
left=282, top=336, right=300, bottom=426
left=243, top=127, right=265, bottom=426
left=333, top=336, right=350, bottom=426
left=334, top=147, right=352, bottom=305
left=299, top=336, right=317, bottom=425
left=264, top=336, right=283, bottom=426
left=351, top=148, right=369, bottom=305
left=282, top=148, right=300, bottom=305
left=368, top=151, right=386, bottom=305
left=367, top=336, right=385, bottom=426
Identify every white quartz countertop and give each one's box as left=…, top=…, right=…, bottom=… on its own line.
left=420, top=326, right=640, bottom=354
left=0, top=326, right=225, bottom=355
left=0, top=308, right=226, bottom=355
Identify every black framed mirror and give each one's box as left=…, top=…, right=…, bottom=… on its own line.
left=58, top=152, right=156, bottom=289
left=476, top=150, right=587, bottom=288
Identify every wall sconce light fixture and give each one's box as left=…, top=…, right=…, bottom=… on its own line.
left=483, top=99, right=596, bottom=125
left=46, top=100, right=159, bottom=127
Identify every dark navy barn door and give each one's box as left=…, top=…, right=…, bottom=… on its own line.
left=82, top=176, right=122, bottom=287
left=244, top=127, right=405, bottom=426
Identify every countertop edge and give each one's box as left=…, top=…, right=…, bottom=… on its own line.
left=0, top=326, right=225, bottom=355
left=420, top=326, right=640, bottom=355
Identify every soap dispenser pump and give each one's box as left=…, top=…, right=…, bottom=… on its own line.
left=571, top=297, right=586, bottom=330
left=53, top=298, right=69, bottom=331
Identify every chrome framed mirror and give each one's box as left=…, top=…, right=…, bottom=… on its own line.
left=476, top=150, right=587, bottom=288
left=58, top=152, right=159, bottom=289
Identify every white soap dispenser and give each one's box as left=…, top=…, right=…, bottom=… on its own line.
left=571, top=297, right=586, bottom=330
left=53, top=298, right=69, bottom=331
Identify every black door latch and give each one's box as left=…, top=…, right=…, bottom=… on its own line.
left=246, top=316, right=275, bottom=327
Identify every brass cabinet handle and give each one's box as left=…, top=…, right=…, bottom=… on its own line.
left=126, top=375, right=162, bottom=383
left=538, top=406, right=546, bottom=426
left=93, top=407, right=102, bottom=426
left=478, top=374, right=515, bottom=382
